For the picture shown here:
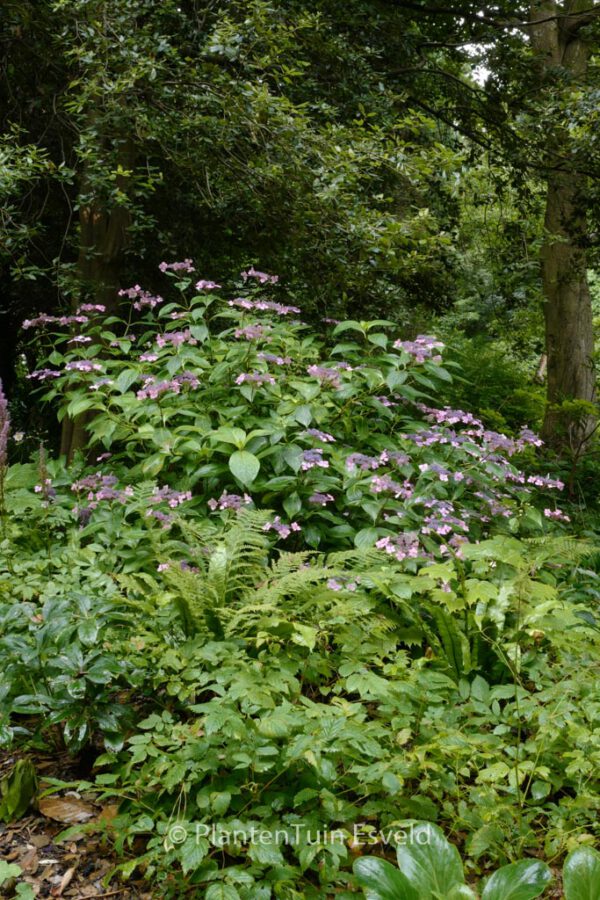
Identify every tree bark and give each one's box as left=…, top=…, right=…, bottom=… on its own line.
left=60, top=142, right=133, bottom=460
left=530, top=0, right=598, bottom=452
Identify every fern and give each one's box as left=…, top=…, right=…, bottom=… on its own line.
left=158, top=510, right=391, bottom=642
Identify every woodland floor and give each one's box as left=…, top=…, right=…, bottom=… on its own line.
left=0, top=751, right=148, bottom=900
left=0, top=751, right=567, bottom=899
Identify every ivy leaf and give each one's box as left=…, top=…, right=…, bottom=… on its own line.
left=228, top=450, right=260, bottom=486
left=481, top=859, right=552, bottom=900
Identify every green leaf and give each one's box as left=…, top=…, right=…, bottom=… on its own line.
left=0, top=861, right=22, bottom=886
left=481, top=860, right=552, bottom=900
left=179, top=837, right=208, bottom=874
left=228, top=450, right=260, bottom=486
left=563, top=846, right=600, bottom=900
left=15, top=883, right=36, bottom=900
left=0, top=759, right=38, bottom=823
left=447, top=887, right=478, bottom=899
left=353, top=856, right=419, bottom=900
left=205, top=885, right=241, bottom=900
left=395, top=822, right=465, bottom=896
left=212, top=427, right=247, bottom=447
left=77, top=619, right=99, bottom=645
left=354, top=527, right=380, bottom=549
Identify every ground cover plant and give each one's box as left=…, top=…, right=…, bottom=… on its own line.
left=0, top=265, right=598, bottom=898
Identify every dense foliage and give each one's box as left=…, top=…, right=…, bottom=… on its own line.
left=1, top=2, right=600, bottom=897
left=0, top=267, right=599, bottom=896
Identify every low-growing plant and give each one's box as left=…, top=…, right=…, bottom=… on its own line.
left=354, top=822, right=600, bottom=900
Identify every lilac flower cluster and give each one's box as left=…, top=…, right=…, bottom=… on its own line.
left=156, top=329, right=198, bottom=349
left=71, top=473, right=134, bottom=509
left=527, top=474, right=564, bottom=490
left=544, top=508, right=570, bottom=522
left=257, top=352, right=292, bottom=365
left=346, top=453, right=380, bottom=471
left=327, top=576, right=360, bottom=592
left=263, top=517, right=301, bottom=539
left=65, top=360, right=103, bottom=373
left=228, top=298, right=300, bottom=316
left=241, top=266, right=279, bottom=285
left=418, top=462, right=464, bottom=483
left=27, top=369, right=62, bottom=382
left=89, top=378, right=114, bottom=392
left=309, top=492, right=335, bottom=506
left=301, top=449, right=329, bottom=471
left=77, top=303, right=106, bottom=314
left=376, top=533, right=421, bottom=561
left=208, top=491, right=252, bottom=511
left=306, top=366, right=342, bottom=389
left=304, top=428, right=335, bottom=443
left=376, top=396, right=398, bottom=408
left=235, top=372, right=276, bottom=386
left=234, top=324, right=272, bottom=341
left=370, top=475, right=413, bottom=500
left=195, top=279, right=221, bottom=291
left=393, top=335, right=444, bottom=363
left=149, top=486, right=192, bottom=508
left=137, top=371, right=200, bottom=400
left=379, top=450, right=410, bottom=466
left=22, top=313, right=89, bottom=330
left=418, top=404, right=481, bottom=428
left=159, top=259, right=195, bottom=273
left=119, top=285, right=164, bottom=311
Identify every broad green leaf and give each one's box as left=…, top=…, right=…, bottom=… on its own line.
left=481, top=860, right=552, bottom=900
left=354, top=527, right=380, bottom=549
left=563, top=846, right=600, bottom=900
left=353, top=856, right=419, bottom=900
left=395, top=822, right=465, bottom=896
left=228, top=450, right=260, bottom=486
left=447, top=887, right=478, bottom=899
left=212, top=427, right=247, bottom=447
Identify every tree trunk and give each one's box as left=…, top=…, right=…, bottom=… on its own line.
left=540, top=171, right=595, bottom=449
left=60, top=142, right=133, bottom=460
left=530, top=1, right=598, bottom=452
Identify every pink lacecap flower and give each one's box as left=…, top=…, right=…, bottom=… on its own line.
left=195, top=279, right=221, bottom=290
left=159, top=259, right=195, bottom=273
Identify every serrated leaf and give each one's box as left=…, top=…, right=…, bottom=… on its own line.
left=180, top=837, right=208, bottom=874
left=205, top=884, right=241, bottom=900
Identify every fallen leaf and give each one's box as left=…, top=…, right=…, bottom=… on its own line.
left=38, top=797, right=95, bottom=824
left=28, top=833, right=52, bottom=849
left=52, top=864, right=76, bottom=896
left=19, top=846, right=39, bottom=874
